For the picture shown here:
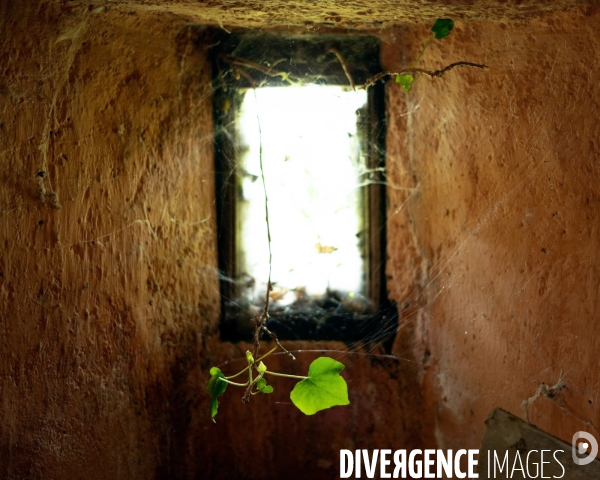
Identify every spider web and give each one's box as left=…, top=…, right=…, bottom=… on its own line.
left=200, top=26, right=598, bottom=447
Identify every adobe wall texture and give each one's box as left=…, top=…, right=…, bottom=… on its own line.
left=383, top=6, right=600, bottom=451
left=1, top=1, right=599, bottom=478
left=0, top=2, right=429, bottom=479
left=0, top=3, right=220, bottom=478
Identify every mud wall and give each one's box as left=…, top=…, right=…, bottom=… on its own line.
left=0, top=3, right=220, bottom=478
left=384, top=6, right=600, bottom=451
left=1, top=1, right=599, bottom=479
left=0, top=2, right=429, bottom=479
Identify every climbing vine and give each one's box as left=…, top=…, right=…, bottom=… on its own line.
left=208, top=351, right=349, bottom=421
left=365, top=18, right=488, bottom=91
left=208, top=18, right=487, bottom=422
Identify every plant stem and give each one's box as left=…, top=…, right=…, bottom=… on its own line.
left=327, top=47, right=355, bottom=90
left=411, top=35, right=433, bottom=68
left=361, top=62, right=489, bottom=90
left=226, top=367, right=249, bottom=380
left=250, top=89, right=274, bottom=363
left=265, top=371, right=309, bottom=380
left=218, top=377, right=249, bottom=387
left=225, top=346, right=278, bottom=380
left=257, top=345, right=278, bottom=362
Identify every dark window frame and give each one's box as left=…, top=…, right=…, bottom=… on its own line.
left=211, top=32, right=397, bottom=345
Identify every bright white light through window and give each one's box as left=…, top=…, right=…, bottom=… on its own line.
left=237, top=85, right=368, bottom=306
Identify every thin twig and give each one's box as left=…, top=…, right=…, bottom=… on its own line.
left=232, top=65, right=257, bottom=88
left=250, top=88, right=273, bottom=364
left=262, top=324, right=295, bottom=360
left=252, top=89, right=295, bottom=363
left=242, top=91, right=274, bottom=404
left=266, top=58, right=287, bottom=74
left=327, top=48, right=355, bottom=90
left=221, top=53, right=302, bottom=86
left=361, top=61, right=489, bottom=89
left=243, top=90, right=291, bottom=403
left=256, top=91, right=272, bottom=316
left=221, top=52, right=487, bottom=91
left=249, top=281, right=271, bottom=364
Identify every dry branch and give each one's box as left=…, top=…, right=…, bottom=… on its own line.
left=361, top=61, right=489, bottom=89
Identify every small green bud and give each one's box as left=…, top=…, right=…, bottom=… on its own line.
left=257, top=361, right=267, bottom=373
left=396, top=74, right=414, bottom=93
left=246, top=350, right=255, bottom=365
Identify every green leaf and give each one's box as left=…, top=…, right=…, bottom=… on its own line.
left=396, top=74, right=414, bottom=93
left=246, top=350, right=255, bottom=365
left=207, top=367, right=227, bottom=422
left=256, top=377, right=273, bottom=394
left=290, top=357, right=350, bottom=415
left=431, top=18, right=454, bottom=40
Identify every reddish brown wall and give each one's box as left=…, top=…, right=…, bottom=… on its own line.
left=2, top=1, right=600, bottom=479
left=0, top=3, right=220, bottom=477
left=0, top=2, right=430, bottom=479
left=383, top=6, right=600, bottom=452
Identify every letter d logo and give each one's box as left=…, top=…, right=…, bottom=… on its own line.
left=572, top=431, right=598, bottom=466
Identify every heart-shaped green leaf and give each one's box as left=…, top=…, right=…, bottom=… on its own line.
left=290, top=357, right=349, bottom=415
left=431, top=18, right=454, bottom=40
left=207, top=367, right=227, bottom=422
left=396, top=74, right=414, bottom=93
left=257, top=377, right=274, bottom=394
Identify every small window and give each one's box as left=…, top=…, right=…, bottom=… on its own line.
left=212, top=33, right=396, bottom=344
